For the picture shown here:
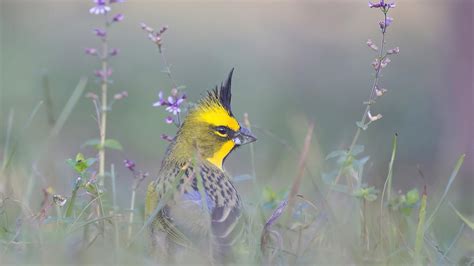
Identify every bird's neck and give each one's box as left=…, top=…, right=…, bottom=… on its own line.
left=167, top=134, right=232, bottom=170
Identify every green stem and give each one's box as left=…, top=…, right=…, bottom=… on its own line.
left=98, top=15, right=109, bottom=187
left=127, top=180, right=137, bottom=241
left=65, top=187, right=79, bottom=218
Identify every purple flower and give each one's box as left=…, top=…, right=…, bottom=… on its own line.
left=95, top=68, right=112, bottom=79
left=109, top=48, right=119, bottom=56
left=165, top=96, right=184, bottom=115
left=85, top=48, right=98, bottom=56
left=387, top=47, right=400, bottom=55
left=141, top=23, right=169, bottom=50
left=112, top=13, right=124, bottom=22
left=165, top=116, right=174, bottom=124
left=153, top=91, right=165, bottom=107
left=114, top=91, right=128, bottom=100
left=161, top=134, right=174, bottom=142
left=123, top=159, right=135, bottom=172
left=89, top=0, right=111, bottom=15
left=140, top=23, right=154, bottom=33
left=93, top=28, right=107, bottom=38
left=366, top=39, right=378, bottom=51
left=379, top=16, right=394, bottom=30
left=85, top=92, right=99, bottom=101
left=368, top=0, right=395, bottom=9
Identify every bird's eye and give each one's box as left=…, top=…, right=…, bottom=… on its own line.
left=215, top=126, right=228, bottom=137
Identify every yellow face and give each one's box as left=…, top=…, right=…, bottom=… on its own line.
left=196, top=104, right=240, bottom=169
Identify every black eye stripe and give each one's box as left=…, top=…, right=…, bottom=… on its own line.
left=214, top=126, right=236, bottom=138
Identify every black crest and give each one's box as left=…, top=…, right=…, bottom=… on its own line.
left=213, top=68, right=234, bottom=115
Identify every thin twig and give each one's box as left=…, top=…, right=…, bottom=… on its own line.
left=286, top=122, right=314, bottom=220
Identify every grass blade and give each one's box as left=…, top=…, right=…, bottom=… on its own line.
left=425, top=154, right=465, bottom=231
left=286, top=122, right=314, bottom=222
left=1, top=102, right=43, bottom=172
left=449, top=202, right=474, bottom=230
left=414, top=186, right=427, bottom=264
left=50, top=77, right=87, bottom=137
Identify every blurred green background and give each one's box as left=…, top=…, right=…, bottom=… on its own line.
left=0, top=0, right=472, bottom=239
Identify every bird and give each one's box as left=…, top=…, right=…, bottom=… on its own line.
left=145, top=69, right=257, bottom=263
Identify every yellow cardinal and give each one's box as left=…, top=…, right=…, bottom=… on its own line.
left=145, top=69, right=257, bottom=263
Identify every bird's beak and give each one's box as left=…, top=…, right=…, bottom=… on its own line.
left=233, top=126, right=257, bottom=146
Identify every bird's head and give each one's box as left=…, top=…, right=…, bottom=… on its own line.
left=173, top=69, right=257, bottom=169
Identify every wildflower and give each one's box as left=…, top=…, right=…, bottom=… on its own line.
left=368, top=110, right=383, bottom=121
left=93, top=28, right=107, bottom=38
left=379, top=16, right=394, bottom=30
left=366, top=39, right=378, bottom=51
left=95, top=68, right=112, bottom=79
left=141, top=23, right=168, bottom=51
left=140, top=23, right=154, bottom=33
left=53, top=194, right=68, bottom=207
left=85, top=92, right=99, bottom=100
left=165, top=116, right=174, bottom=124
left=89, top=0, right=111, bottom=15
left=161, top=134, right=174, bottom=142
left=148, top=34, right=162, bottom=45
left=165, top=96, right=185, bottom=115
left=123, top=159, right=136, bottom=172
left=85, top=48, right=98, bottom=56
left=371, top=58, right=380, bottom=69
left=375, top=87, right=388, bottom=97
left=380, top=57, right=391, bottom=68
left=109, top=48, right=119, bottom=56
left=114, top=91, right=128, bottom=100
left=368, top=0, right=396, bottom=9
left=153, top=91, right=165, bottom=107
left=112, top=13, right=124, bottom=22
left=159, top=26, right=168, bottom=35
left=387, top=47, right=400, bottom=55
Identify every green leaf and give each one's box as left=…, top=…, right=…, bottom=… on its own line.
left=67, top=153, right=89, bottom=173
left=365, top=193, right=378, bottom=202
left=86, top=158, right=97, bottom=168
left=82, top=139, right=101, bottom=149
left=325, top=150, right=347, bottom=160
left=103, top=139, right=123, bottom=150
left=75, top=153, right=85, bottom=162
left=450, top=203, right=474, bottom=230
left=351, top=145, right=365, bottom=155
left=66, top=158, right=76, bottom=169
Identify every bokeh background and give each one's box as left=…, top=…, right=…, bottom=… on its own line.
left=0, top=0, right=473, bottom=250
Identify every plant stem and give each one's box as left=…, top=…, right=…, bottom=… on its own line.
left=111, top=164, right=120, bottom=257
left=286, top=123, right=314, bottom=223
left=127, top=179, right=138, bottom=241
left=159, top=48, right=182, bottom=125
left=65, top=186, right=79, bottom=218
left=98, top=17, right=109, bottom=187
left=333, top=12, right=388, bottom=187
